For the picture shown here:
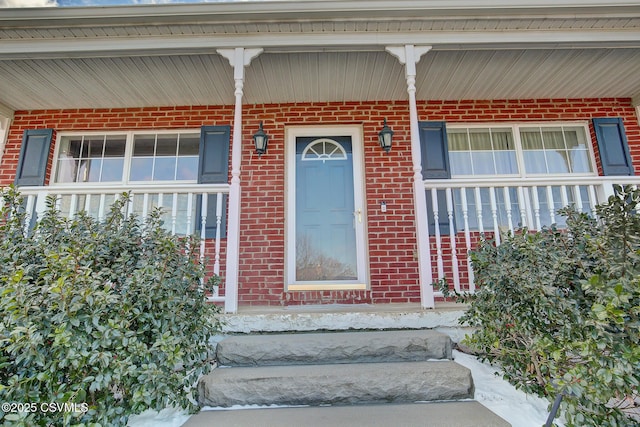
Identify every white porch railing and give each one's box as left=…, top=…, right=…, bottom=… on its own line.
left=424, top=176, right=640, bottom=298
left=16, top=183, right=230, bottom=308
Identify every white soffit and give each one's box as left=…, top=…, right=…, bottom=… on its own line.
left=0, top=1, right=639, bottom=109
left=0, top=49, right=639, bottom=110
left=416, top=49, right=640, bottom=101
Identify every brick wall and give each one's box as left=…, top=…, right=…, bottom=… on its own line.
left=417, top=98, right=640, bottom=176
left=0, top=106, right=236, bottom=186
left=1, top=98, right=638, bottom=307
left=239, top=101, right=418, bottom=305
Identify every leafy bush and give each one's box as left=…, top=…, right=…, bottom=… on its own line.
left=447, top=185, right=640, bottom=426
left=0, top=187, right=221, bottom=426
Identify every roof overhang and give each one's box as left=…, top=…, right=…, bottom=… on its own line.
left=1, top=1, right=639, bottom=112
left=3, top=0, right=640, bottom=25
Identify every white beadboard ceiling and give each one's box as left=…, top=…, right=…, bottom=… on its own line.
left=0, top=1, right=639, bottom=111
left=1, top=49, right=639, bottom=111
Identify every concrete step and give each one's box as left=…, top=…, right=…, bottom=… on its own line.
left=198, top=360, right=473, bottom=407
left=182, top=401, right=511, bottom=427
left=216, top=329, right=452, bottom=367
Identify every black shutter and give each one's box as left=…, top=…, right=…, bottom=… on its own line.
left=198, top=125, right=230, bottom=184
left=419, top=121, right=451, bottom=179
left=419, top=121, right=453, bottom=235
left=593, top=117, right=634, bottom=176
left=14, top=129, right=53, bottom=186
left=196, top=125, right=230, bottom=238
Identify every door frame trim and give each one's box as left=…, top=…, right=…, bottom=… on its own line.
left=284, top=125, right=369, bottom=291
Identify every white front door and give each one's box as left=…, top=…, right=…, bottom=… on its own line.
left=286, top=126, right=368, bottom=290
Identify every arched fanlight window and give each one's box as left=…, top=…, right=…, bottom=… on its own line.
left=301, top=138, right=347, bottom=162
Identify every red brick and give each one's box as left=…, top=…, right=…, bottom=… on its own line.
left=2, top=98, right=639, bottom=305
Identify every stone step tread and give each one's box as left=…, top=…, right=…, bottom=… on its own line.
left=216, top=329, right=452, bottom=366
left=198, top=360, right=473, bottom=407
left=183, top=401, right=510, bottom=427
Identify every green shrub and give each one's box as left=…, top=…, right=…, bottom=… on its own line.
left=447, top=185, right=640, bottom=427
left=0, top=187, right=222, bottom=426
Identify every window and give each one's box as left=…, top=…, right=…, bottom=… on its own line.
left=520, top=126, right=592, bottom=174
left=53, top=131, right=200, bottom=185
left=449, top=128, right=517, bottom=176
left=443, top=123, right=596, bottom=231
left=447, top=123, right=594, bottom=178
left=130, top=133, right=199, bottom=181
left=301, top=138, right=348, bottom=161
left=52, top=131, right=202, bottom=235
left=55, top=134, right=126, bottom=183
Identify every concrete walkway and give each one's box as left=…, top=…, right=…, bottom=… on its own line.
left=181, top=401, right=511, bottom=427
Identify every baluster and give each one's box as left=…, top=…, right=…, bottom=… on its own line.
left=171, top=193, right=178, bottom=235
left=214, top=192, right=223, bottom=277
left=489, top=187, right=500, bottom=246
left=34, top=191, right=48, bottom=226
left=446, top=188, right=460, bottom=293
left=531, top=186, right=541, bottom=230
left=573, top=185, right=583, bottom=213
left=69, top=194, right=78, bottom=217
left=186, top=193, right=194, bottom=236
left=517, top=186, right=527, bottom=229
left=23, top=194, right=35, bottom=234
left=431, top=189, right=444, bottom=280
left=560, top=185, right=569, bottom=209
left=546, top=185, right=556, bottom=225
left=127, top=193, right=135, bottom=217
left=503, top=187, right=514, bottom=233
left=84, top=194, right=92, bottom=217
left=54, top=194, right=62, bottom=213
left=98, top=194, right=106, bottom=222
left=155, top=193, right=164, bottom=225
left=182, top=193, right=194, bottom=257
left=199, top=193, right=208, bottom=261
left=588, top=185, right=598, bottom=219
left=474, top=187, right=484, bottom=234
left=460, top=188, right=474, bottom=292
left=141, top=193, right=149, bottom=221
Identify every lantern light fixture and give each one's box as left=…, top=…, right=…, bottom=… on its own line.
left=253, top=121, right=269, bottom=156
left=378, top=118, right=394, bottom=153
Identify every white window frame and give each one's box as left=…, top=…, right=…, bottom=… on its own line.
left=50, top=129, right=201, bottom=187
left=445, top=121, right=598, bottom=179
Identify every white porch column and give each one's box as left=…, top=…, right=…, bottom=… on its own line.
left=217, top=47, right=262, bottom=313
left=0, top=104, right=14, bottom=168
left=386, top=45, right=435, bottom=309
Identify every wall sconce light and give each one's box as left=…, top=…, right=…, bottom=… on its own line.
left=378, top=118, right=394, bottom=153
left=253, top=121, right=269, bottom=156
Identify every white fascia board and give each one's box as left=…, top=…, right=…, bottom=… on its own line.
left=1, top=30, right=640, bottom=60
left=2, top=1, right=640, bottom=25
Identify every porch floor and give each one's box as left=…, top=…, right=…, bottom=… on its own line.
left=220, top=302, right=470, bottom=343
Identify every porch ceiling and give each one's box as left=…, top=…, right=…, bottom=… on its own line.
left=1, top=1, right=640, bottom=112
left=1, top=48, right=640, bottom=111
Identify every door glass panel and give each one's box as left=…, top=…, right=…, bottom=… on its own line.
left=295, top=137, right=357, bottom=281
